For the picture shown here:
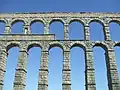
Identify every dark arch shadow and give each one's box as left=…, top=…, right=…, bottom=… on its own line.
left=49, top=43, right=64, bottom=51
left=27, top=43, right=42, bottom=52
left=6, top=43, right=20, bottom=52
left=70, top=43, right=86, bottom=51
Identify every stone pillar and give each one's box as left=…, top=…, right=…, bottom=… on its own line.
left=105, top=49, right=120, bottom=90
left=44, top=24, right=49, bottom=34
left=38, top=51, right=48, bottom=90
left=23, top=25, right=31, bottom=34
left=85, top=49, right=96, bottom=90
left=104, top=26, right=111, bottom=41
left=0, top=49, right=7, bottom=90
left=62, top=51, right=71, bottom=90
left=4, top=25, right=11, bottom=34
left=84, top=25, right=90, bottom=40
left=64, top=24, right=69, bottom=40
left=13, top=49, right=28, bottom=90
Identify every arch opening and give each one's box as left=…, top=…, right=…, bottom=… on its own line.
left=0, top=21, right=5, bottom=34
left=26, top=47, right=41, bottom=90
left=50, top=21, right=64, bottom=40
left=3, top=47, right=19, bottom=90
left=48, top=47, right=63, bottom=90
left=30, top=21, right=44, bottom=34
left=89, top=21, right=104, bottom=41
left=70, top=46, right=85, bottom=90
left=109, top=22, right=120, bottom=41
left=11, top=21, right=24, bottom=34
left=93, top=46, right=108, bottom=90
left=69, top=21, right=84, bottom=40
left=27, top=43, right=42, bottom=52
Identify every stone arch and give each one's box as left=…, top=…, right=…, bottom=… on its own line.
left=10, top=18, right=26, bottom=26
left=88, top=18, right=105, bottom=26
left=114, top=42, right=120, bottom=47
left=0, top=19, right=7, bottom=24
left=49, top=18, right=65, bottom=25
left=70, top=42, right=86, bottom=51
left=68, top=19, right=85, bottom=40
left=89, top=19, right=105, bottom=40
left=49, top=19, right=64, bottom=40
left=48, top=41, right=64, bottom=51
left=30, top=19, right=45, bottom=34
left=109, top=19, right=120, bottom=25
left=6, top=41, right=20, bottom=52
left=93, top=42, right=108, bottom=51
left=29, top=19, right=45, bottom=26
left=26, top=42, right=43, bottom=51
left=10, top=18, right=26, bottom=34
left=69, top=18, right=85, bottom=26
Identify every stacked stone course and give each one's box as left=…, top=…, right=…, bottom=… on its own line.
left=0, top=12, right=120, bottom=90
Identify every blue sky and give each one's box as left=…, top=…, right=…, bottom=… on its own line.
left=0, top=0, right=120, bottom=90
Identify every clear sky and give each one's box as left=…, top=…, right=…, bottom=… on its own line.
left=0, top=0, right=120, bottom=90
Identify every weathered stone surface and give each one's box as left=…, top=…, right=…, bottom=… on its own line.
left=0, top=12, right=120, bottom=90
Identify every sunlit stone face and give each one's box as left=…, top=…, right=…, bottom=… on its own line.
left=0, top=12, right=120, bottom=90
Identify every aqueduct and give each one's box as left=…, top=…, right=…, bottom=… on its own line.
left=0, top=12, right=120, bottom=90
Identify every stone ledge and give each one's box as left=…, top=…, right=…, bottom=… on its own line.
left=0, top=34, right=55, bottom=41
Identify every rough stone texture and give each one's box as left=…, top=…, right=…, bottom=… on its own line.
left=38, top=51, right=49, bottom=90
left=13, top=49, right=28, bottom=90
left=0, top=12, right=120, bottom=90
